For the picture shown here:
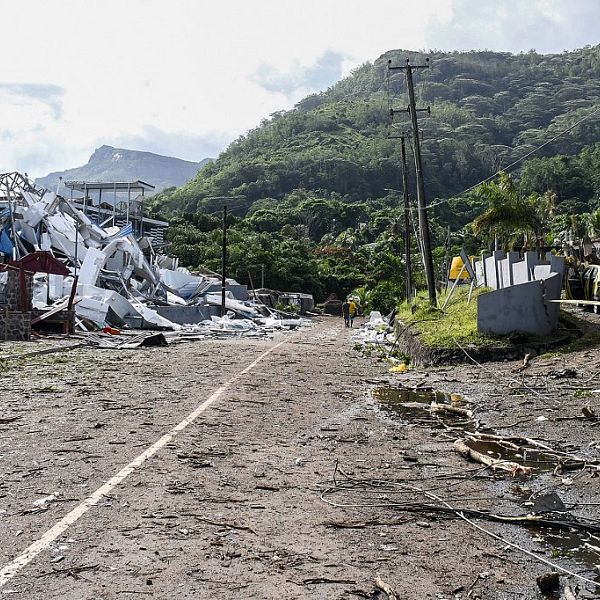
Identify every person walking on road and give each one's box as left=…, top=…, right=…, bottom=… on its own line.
left=348, top=298, right=357, bottom=328
left=341, top=299, right=350, bottom=327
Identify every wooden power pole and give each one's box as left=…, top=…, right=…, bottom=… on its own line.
left=400, top=135, right=413, bottom=302
left=389, top=58, right=437, bottom=305
left=221, top=205, right=227, bottom=318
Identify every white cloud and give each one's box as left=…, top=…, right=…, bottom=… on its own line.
left=0, top=0, right=597, bottom=178
left=426, top=0, right=600, bottom=53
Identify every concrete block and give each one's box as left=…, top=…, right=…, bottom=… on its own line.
left=499, top=258, right=511, bottom=289
left=477, top=279, right=555, bottom=337
left=524, top=251, right=538, bottom=281
left=200, top=283, right=248, bottom=301
left=484, top=251, right=505, bottom=290
left=475, top=260, right=484, bottom=287
left=533, top=265, right=552, bottom=280
left=480, top=253, right=490, bottom=287
left=506, top=252, right=519, bottom=286
left=512, top=260, right=529, bottom=285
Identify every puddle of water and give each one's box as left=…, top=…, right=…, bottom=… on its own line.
left=373, top=386, right=461, bottom=405
left=511, top=491, right=600, bottom=590
left=372, top=386, right=468, bottom=424
left=533, top=527, right=600, bottom=586
left=464, top=439, right=559, bottom=474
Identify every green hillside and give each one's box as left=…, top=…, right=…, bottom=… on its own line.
left=149, top=46, right=600, bottom=308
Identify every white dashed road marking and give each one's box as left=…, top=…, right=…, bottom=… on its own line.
left=0, top=337, right=289, bottom=587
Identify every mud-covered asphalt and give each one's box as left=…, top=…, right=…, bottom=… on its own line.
left=0, top=315, right=599, bottom=599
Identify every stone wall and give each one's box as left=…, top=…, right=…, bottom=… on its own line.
left=0, top=269, right=33, bottom=341
left=0, top=270, right=33, bottom=311
left=0, top=310, right=31, bottom=341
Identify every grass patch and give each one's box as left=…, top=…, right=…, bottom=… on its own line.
left=397, top=287, right=510, bottom=349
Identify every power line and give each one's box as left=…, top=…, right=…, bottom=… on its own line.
left=426, top=103, right=600, bottom=210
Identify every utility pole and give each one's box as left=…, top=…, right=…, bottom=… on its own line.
left=400, top=135, right=413, bottom=302
left=385, top=130, right=413, bottom=302
left=389, top=58, right=437, bottom=305
left=204, top=196, right=246, bottom=318
left=221, top=205, right=227, bottom=318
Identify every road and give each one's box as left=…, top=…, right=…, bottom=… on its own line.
left=0, top=316, right=599, bottom=598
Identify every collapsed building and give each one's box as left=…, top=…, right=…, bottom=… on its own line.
left=0, top=172, right=304, bottom=337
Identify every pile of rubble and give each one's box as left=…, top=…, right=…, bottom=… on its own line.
left=351, top=311, right=399, bottom=358
left=0, top=172, right=308, bottom=339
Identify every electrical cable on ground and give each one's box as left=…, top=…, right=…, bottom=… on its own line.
left=320, top=475, right=600, bottom=590
left=422, top=486, right=600, bottom=590
left=452, top=337, right=558, bottom=404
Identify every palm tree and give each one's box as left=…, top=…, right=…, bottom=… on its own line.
left=587, top=208, right=600, bottom=239
left=470, top=172, right=541, bottom=251
left=527, top=190, right=557, bottom=255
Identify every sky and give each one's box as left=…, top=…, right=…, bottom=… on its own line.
left=1, top=0, right=599, bottom=178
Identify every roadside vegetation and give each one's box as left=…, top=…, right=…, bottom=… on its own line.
left=396, top=288, right=506, bottom=348
left=149, top=46, right=600, bottom=311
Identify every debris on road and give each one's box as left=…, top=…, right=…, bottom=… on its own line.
left=0, top=172, right=309, bottom=339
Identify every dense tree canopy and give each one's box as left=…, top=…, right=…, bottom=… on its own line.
left=151, top=46, right=600, bottom=309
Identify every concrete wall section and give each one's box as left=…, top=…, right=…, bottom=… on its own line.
left=478, top=272, right=563, bottom=337
left=477, top=280, right=554, bottom=336
left=474, top=250, right=565, bottom=337
left=542, top=272, right=562, bottom=324
left=476, top=251, right=564, bottom=291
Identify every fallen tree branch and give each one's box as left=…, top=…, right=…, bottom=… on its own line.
left=453, top=438, right=533, bottom=476
left=375, top=575, right=398, bottom=600
left=322, top=517, right=412, bottom=529
left=193, top=516, right=256, bottom=534
left=302, top=577, right=356, bottom=586
left=319, top=476, right=600, bottom=534
left=431, top=402, right=473, bottom=419
left=468, top=433, right=600, bottom=471
left=320, top=470, right=600, bottom=592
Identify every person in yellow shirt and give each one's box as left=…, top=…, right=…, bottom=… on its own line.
left=348, top=299, right=357, bottom=327
left=341, top=299, right=350, bottom=327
